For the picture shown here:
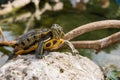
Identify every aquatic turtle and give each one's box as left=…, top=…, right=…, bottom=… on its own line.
left=7, top=24, right=79, bottom=61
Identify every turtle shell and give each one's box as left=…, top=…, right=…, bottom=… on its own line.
left=14, top=28, right=52, bottom=53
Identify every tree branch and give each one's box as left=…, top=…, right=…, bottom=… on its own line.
left=64, top=20, right=120, bottom=53
left=0, top=41, right=16, bottom=47
left=0, top=0, right=31, bottom=15
left=64, top=20, right=120, bottom=40
left=71, top=31, right=120, bottom=53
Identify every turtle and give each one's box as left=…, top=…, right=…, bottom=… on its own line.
left=7, top=24, right=79, bottom=61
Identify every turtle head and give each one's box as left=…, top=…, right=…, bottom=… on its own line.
left=51, top=24, right=64, bottom=39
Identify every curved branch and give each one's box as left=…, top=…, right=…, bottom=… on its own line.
left=71, top=31, right=120, bottom=53
left=64, top=20, right=120, bottom=40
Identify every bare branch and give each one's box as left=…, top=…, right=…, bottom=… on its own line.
left=64, top=20, right=120, bottom=40
left=71, top=31, right=120, bottom=52
left=0, top=27, right=7, bottom=42
left=63, top=20, right=120, bottom=53
left=0, top=0, right=31, bottom=15
left=0, top=41, right=16, bottom=47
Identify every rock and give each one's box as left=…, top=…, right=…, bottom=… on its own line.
left=0, top=52, right=104, bottom=80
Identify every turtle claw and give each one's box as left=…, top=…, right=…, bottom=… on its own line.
left=72, top=49, right=79, bottom=56
left=36, top=55, right=43, bottom=59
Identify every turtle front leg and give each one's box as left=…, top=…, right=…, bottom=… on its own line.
left=35, top=41, right=44, bottom=59
left=64, top=40, right=79, bottom=55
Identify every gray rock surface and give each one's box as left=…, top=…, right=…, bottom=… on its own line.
left=0, top=52, right=104, bottom=80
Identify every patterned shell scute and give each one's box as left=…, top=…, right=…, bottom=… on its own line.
left=15, top=28, right=50, bottom=50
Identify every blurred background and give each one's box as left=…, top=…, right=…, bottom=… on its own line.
left=0, top=0, right=120, bottom=79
